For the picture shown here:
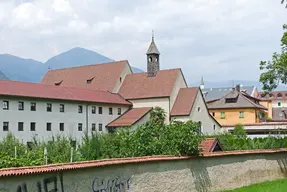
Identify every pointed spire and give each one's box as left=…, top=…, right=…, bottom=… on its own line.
left=146, top=30, right=160, bottom=55
left=200, top=76, right=205, bottom=89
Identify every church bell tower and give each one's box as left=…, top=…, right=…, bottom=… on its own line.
left=146, top=32, right=160, bottom=77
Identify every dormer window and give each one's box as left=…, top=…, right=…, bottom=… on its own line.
left=225, top=98, right=237, bottom=103
left=87, top=77, right=94, bottom=84
left=54, top=80, right=63, bottom=86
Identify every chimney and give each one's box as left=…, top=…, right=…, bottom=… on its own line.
left=236, top=84, right=240, bottom=92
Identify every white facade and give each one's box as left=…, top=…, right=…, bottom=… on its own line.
left=171, top=90, right=221, bottom=135
left=0, top=96, right=129, bottom=143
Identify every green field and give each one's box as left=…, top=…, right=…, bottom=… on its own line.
left=221, top=179, right=287, bottom=192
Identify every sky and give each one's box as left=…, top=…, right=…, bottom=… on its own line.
left=0, top=0, right=287, bottom=83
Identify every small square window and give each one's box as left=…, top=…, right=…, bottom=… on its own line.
left=78, top=123, right=83, bottom=131
left=3, top=122, right=9, bottom=131
left=47, top=103, right=52, bottom=112
left=99, top=123, right=103, bottom=131
left=92, top=106, right=96, bottom=114
left=18, top=101, right=24, bottom=111
left=46, top=123, right=52, bottom=131
left=239, top=111, right=244, bottom=118
left=109, top=107, right=113, bottom=115
left=30, top=122, right=36, bottom=131
left=212, top=112, right=215, bottom=116
left=118, top=108, right=121, bottom=115
left=220, top=112, right=226, bottom=119
left=18, top=122, right=24, bottom=131
left=60, top=104, right=65, bottom=112
left=3, top=101, right=9, bottom=110
left=92, top=123, right=96, bottom=131
left=59, top=123, right=64, bottom=131
left=98, top=107, right=103, bottom=114
left=78, top=105, right=83, bottom=113
left=30, top=102, right=36, bottom=111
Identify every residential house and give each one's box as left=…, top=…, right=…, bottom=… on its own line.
left=170, top=87, right=221, bottom=134
left=258, top=91, right=287, bottom=120
left=208, top=85, right=267, bottom=126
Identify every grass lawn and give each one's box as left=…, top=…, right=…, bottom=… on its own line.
left=221, top=179, right=287, bottom=192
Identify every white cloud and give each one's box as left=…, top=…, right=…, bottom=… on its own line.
left=0, top=0, right=286, bottom=83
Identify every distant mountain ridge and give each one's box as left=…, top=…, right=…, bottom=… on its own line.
left=0, top=47, right=143, bottom=83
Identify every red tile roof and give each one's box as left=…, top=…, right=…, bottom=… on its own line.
left=1, top=149, right=287, bottom=177
left=107, top=107, right=152, bottom=127
left=200, top=138, right=223, bottom=154
left=41, top=60, right=130, bottom=92
left=258, top=91, right=287, bottom=101
left=170, top=87, right=199, bottom=116
left=119, top=68, right=181, bottom=99
left=0, top=80, right=131, bottom=105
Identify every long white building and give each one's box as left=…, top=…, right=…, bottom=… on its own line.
left=0, top=80, right=131, bottom=143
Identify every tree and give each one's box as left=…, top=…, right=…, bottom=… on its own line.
left=259, top=2, right=287, bottom=92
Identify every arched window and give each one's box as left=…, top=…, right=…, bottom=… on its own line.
left=149, top=57, right=152, bottom=62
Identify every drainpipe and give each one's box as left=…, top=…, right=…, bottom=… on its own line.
left=86, top=104, right=89, bottom=134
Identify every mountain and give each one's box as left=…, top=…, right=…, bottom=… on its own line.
left=0, top=54, right=46, bottom=82
left=0, top=48, right=143, bottom=83
left=45, top=47, right=143, bottom=73
left=0, top=70, right=9, bottom=80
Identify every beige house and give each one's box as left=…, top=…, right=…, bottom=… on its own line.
left=171, top=87, right=221, bottom=134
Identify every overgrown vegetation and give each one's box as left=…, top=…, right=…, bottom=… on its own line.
left=0, top=107, right=202, bottom=168
left=217, top=124, right=287, bottom=151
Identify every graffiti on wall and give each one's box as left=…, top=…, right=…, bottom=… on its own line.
left=15, top=174, right=64, bottom=192
left=92, top=176, right=131, bottom=192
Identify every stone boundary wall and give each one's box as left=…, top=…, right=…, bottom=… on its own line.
left=1, top=149, right=287, bottom=192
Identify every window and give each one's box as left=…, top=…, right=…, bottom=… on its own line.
left=197, top=121, right=202, bottom=135
left=239, top=111, right=244, bottom=118
left=197, top=107, right=201, bottom=112
left=30, top=102, right=36, bottom=111
left=47, top=103, right=52, bottom=112
left=92, top=123, right=96, bottom=131
left=212, top=112, right=215, bottom=117
left=92, top=106, right=96, bottom=114
left=278, top=102, right=281, bottom=107
left=18, top=101, right=24, bottom=111
left=213, top=125, right=216, bottom=130
left=98, top=107, right=103, bottom=114
left=46, top=123, right=51, bottom=131
left=60, top=104, right=65, bottom=112
left=109, top=107, right=113, bottom=115
left=118, top=108, right=121, bottom=115
left=78, top=105, right=83, bottom=113
left=278, top=93, right=283, bottom=97
left=59, top=123, right=64, bottom=131
left=18, top=122, right=24, bottom=131
left=3, top=101, right=9, bottom=110
left=120, top=77, right=122, bottom=83
left=78, top=123, right=83, bottom=131
left=99, top=123, right=103, bottom=131
left=30, top=122, right=36, bottom=131
left=220, top=112, right=226, bottom=119
left=3, top=122, right=9, bottom=131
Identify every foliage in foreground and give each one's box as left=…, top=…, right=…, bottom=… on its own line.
left=0, top=119, right=202, bottom=168
left=216, top=124, right=287, bottom=151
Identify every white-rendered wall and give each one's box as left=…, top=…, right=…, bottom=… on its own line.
left=171, top=91, right=221, bottom=135
left=113, top=63, right=132, bottom=93
left=271, top=100, right=287, bottom=108
left=129, top=98, right=170, bottom=123
left=0, top=96, right=129, bottom=143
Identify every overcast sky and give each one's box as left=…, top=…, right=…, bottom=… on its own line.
left=0, top=0, right=286, bottom=83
